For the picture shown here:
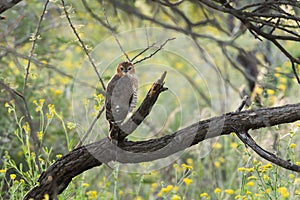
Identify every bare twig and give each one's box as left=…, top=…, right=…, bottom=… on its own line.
left=23, top=0, right=49, bottom=93
left=101, top=0, right=130, bottom=62
left=133, top=37, right=176, bottom=65
left=61, top=0, right=106, bottom=91
left=130, top=42, right=156, bottom=63
left=81, top=0, right=115, bottom=31
left=75, top=106, right=105, bottom=148
left=19, top=0, right=50, bottom=174
left=235, top=95, right=249, bottom=112
left=199, top=0, right=300, bottom=83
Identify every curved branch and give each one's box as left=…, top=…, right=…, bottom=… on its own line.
left=24, top=102, right=300, bottom=199
left=235, top=130, right=300, bottom=172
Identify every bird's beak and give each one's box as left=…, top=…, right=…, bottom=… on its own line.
left=124, top=69, right=128, bottom=73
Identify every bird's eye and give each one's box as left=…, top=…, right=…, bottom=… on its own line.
left=120, top=67, right=124, bottom=71
left=128, top=67, right=132, bottom=70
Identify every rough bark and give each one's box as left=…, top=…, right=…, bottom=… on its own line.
left=24, top=102, right=300, bottom=199
left=0, top=0, right=23, bottom=14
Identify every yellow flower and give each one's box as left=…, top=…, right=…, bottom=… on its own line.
left=295, top=189, right=300, bottom=195
left=263, top=174, right=269, bottom=181
left=175, top=62, right=184, bottom=69
left=214, top=187, right=222, bottom=193
left=266, top=89, right=275, bottom=95
left=263, top=163, right=272, bottom=169
left=119, top=190, right=124, bottom=196
left=212, top=142, right=222, bottom=149
left=56, top=154, right=62, bottom=158
left=174, top=186, right=179, bottom=192
left=151, top=182, right=158, bottom=189
left=37, top=131, right=43, bottom=140
left=245, top=181, right=255, bottom=187
left=4, top=102, right=10, bottom=108
left=181, top=163, right=193, bottom=170
left=67, top=122, right=77, bottom=130
left=265, top=188, right=271, bottom=194
left=183, top=178, right=193, bottom=185
left=161, top=185, right=173, bottom=193
left=170, top=194, right=181, bottom=200
left=289, top=174, right=295, bottom=179
left=43, top=194, right=49, bottom=200
left=46, top=104, right=56, bottom=118
left=86, top=190, right=97, bottom=199
left=290, top=143, right=296, bottom=148
left=246, top=190, right=252, bottom=195
left=230, top=142, right=238, bottom=148
left=219, top=157, right=225, bottom=163
left=39, top=157, right=45, bottom=163
left=134, top=196, right=142, bottom=200
left=296, top=161, right=300, bottom=166
left=237, top=167, right=246, bottom=172
left=224, top=189, right=234, bottom=195
left=157, top=191, right=163, bottom=197
left=94, top=93, right=104, bottom=103
left=186, top=158, right=193, bottom=165
left=247, top=175, right=257, bottom=180
left=246, top=167, right=254, bottom=172
left=22, top=122, right=30, bottom=133
left=278, top=84, right=286, bottom=91
left=255, top=193, right=262, bottom=197
left=39, top=99, right=45, bottom=104
left=0, top=169, right=7, bottom=173
left=10, top=174, right=16, bottom=180
left=296, top=124, right=300, bottom=128
left=54, top=89, right=62, bottom=96
left=82, top=183, right=90, bottom=187
left=278, top=187, right=289, bottom=198
left=214, top=161, right=221, bottom=168
left=274, top=73, right=281, bottom=77
left=255, top=87, right=263, bottom=95
left=278, top=77, right=287, bottom=84
left=200, top=192, right=209, bottom=197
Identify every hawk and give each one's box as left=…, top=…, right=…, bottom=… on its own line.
left=105, top=61, right=138, bottom=139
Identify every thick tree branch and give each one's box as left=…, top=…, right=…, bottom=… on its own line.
left=24, top=102, right=300, bottom=199
left=0, top=0, right=22, bottom=14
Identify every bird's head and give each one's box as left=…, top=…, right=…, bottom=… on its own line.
left=117, top=61, right=135, bottom=76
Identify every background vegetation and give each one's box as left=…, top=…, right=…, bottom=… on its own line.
left=0, top=0, right=300, bottom=199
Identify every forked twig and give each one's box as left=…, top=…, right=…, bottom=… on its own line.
left=61, top=0, right=106, bottom=91
left=23, top=0, right=49, bottom=94
left=101, top=0, right=131, bottom=62
left=130, top=42, right=156, bottom=62
left=133, top=37, right=176, bottom=65
left=75, top=106, right=105, bottom=148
